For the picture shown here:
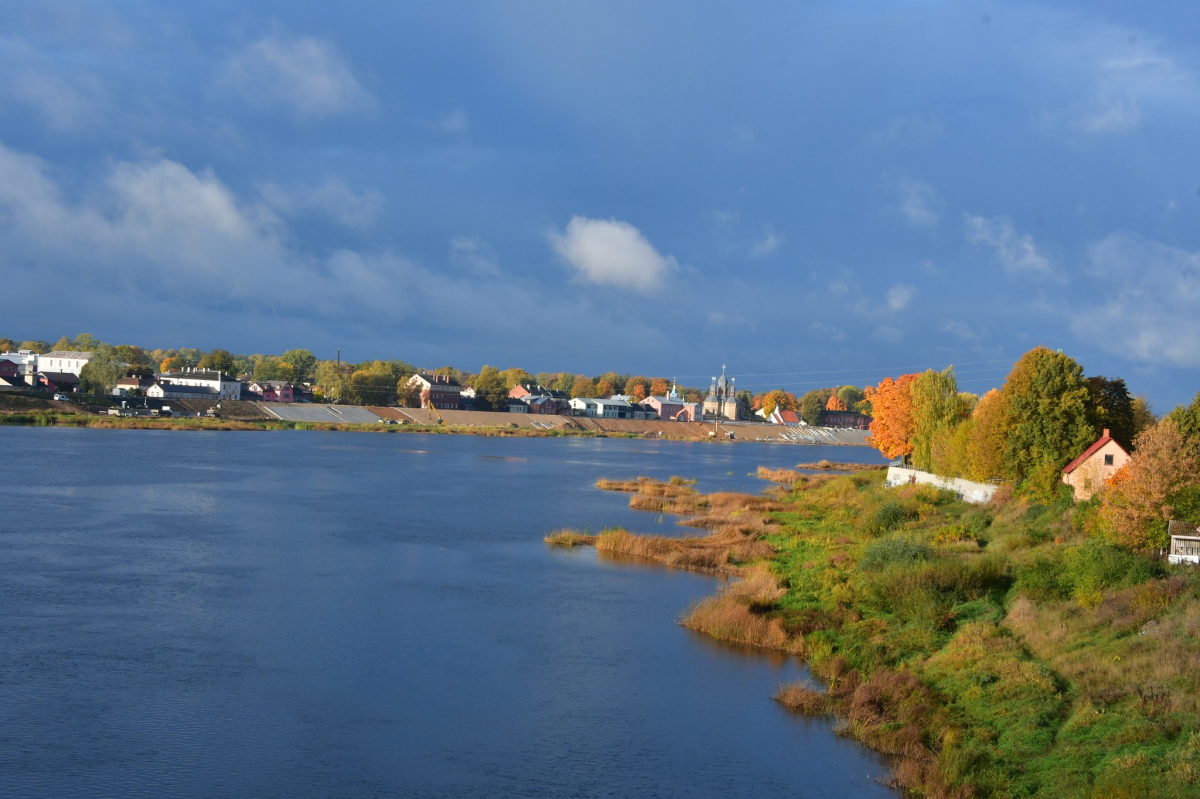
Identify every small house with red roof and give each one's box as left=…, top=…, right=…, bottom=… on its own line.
left=769, top=408, right=803, bottom=426
left=1062, top=428, right=1129, bottom=501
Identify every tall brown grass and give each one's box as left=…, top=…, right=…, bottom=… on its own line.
left=796, top=460, right=887, bottom=472
left=544, top=529, right=598, bottom=547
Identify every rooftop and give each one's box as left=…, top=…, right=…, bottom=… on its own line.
left=42, top=351, right=93, bottom=360
left=1062, top=429, right=1127, bottom=475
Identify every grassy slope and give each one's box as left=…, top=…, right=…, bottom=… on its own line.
left=760, top=471, right=1200, bottom=798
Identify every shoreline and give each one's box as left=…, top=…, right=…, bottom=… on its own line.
left=0, top=408, right=874, bottom=445
left=551, top=472, right=1200, bottom=797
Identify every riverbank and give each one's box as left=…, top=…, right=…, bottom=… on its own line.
left=0, top=400, right=872, bottom=444
left=553, top=471, right=1200, bottom=797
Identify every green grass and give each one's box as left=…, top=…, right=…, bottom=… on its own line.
left=753, top=471, right=1200, bottom=797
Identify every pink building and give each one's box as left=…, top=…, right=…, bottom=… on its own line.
left=1062, top=428, right=1130, bottom=501
left=248, top=380, right=294, bottom=403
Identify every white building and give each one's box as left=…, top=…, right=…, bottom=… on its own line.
left=158, top=368, right=241, bottom=400
left=147, top=383, right=220, bottom=400
left=569, top=397, right=636, bottom=419
left=38, top=351, right=93, bottom=376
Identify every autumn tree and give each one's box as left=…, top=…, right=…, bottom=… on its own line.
left=72, top=333, right=102, bottom=352
left=909, top=367, right=970, bottom=472
left=1086, top=376, right=1135, bottom=451
left=20, top=340, right=50, bottom=354
left=624, top=376, right=650, bottom=402
left=761, top=390, right=798, bottom=417
left=595, top=379, right=616, bottom=397
left=552, top=373, right=576, bottom=394
left=0, top=338, right=13, bottom=352
left=865, top=375, right=917, bottom=462
left=254, top=356, right=296, bottom=382
left=199, top=349, right=236, bottom=375
left=571, top=376, right=596, bottom=399
left=650, top=378, right=671, bottom=397
left=52, top=336, right=73, bottom=351
left=348, top=370, right=396, bottom=406
left=962, top=388, right=1009, bottom=481
left=501, top=368, right=534, bottom=390
left=1002, top=347, right=1096, bottom=493
left=826, top=393, right=848, bottom=411
left=1099, top=419, right=1200, bottom=550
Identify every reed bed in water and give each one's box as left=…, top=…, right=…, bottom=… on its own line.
left=543, top=529, right=598, bottom=547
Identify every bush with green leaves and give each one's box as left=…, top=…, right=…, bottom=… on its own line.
left=863, top=500, right=917, bottom=537
left=860, top=536, right=933, bottom=571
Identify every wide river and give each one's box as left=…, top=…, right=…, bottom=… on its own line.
left=1, top=427, right=896, bottom=798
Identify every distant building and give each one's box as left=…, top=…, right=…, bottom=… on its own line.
left=569, top=397, right=638, bottom=418
left=505, top=397, right=528, bottom=413
left=113, top=376, right=156, bottom=397
left=36, top=372, right=81, bottom=393
left=509, top=382, right=568, bottom=401
left=147, top=382, right=220, bottom=400
left=674, top=402, right=704, bottom=422
left=159, top=368, right=241, bottom=400
left=0, top=359, right=21, bottom=387
left=247, top=380, right=294, bottom=403
left=1062, top=428, right=1130, bottom=501
left=39, top=351, right=93, bottom=377
left=406, top=373, right=462, bottom=410
left=769, top=408, right=803, bottom=426
left=821, top=410, right=871, bottom=430
left=703, top=365, right=740, bottom=420
left=642, top=393, right=685, bottom=421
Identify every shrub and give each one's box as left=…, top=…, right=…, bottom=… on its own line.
left=864, top=500, right=917, bottom=536
left=861, top=536, right=933, bottom=571
left=1015, top=557, right=1070, bottom=601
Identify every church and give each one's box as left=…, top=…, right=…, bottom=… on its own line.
left=703, top=365, right=741, bottom=421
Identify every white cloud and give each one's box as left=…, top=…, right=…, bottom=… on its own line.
left=0, top=37, right=107, bottom=131
left=886, top=283, right=917, bottom=311
left=549, top=216, right=676, bottom=292
left=884, top=172, right=940, bottom=228
left=220, top=33, right=374, bottom=118
left=939, top=321, right=979, bottom=341
left=809, top=322, right=847, bottom=342
left=964, top=214, right=1059, bottom=280
left=0, top=139, right=580, bottom=337
left=1070, top=232, right=1200, bottom=367
left=259, top=178, right=383, bottom=229
left=449, top=236, right=501, bottom=277
left=750, top=228, right=782, bottom=256
left=873, top=325, right=904, bottom=343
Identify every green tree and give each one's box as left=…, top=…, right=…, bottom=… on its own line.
left=837, top=385, right=865, bottom=408
left=20, top=340, right=50, bottom=354
left=315, top=360, right=351, bottom=403
left=800, top=388, right=834, bottom=426
left=909, top=367, right=970, bottom=472
left=1131, top=396, right=1156, bottom=439
left=72, top=333, right=102, bottom=352
left=52, top=336, right=73, bottom=351
left=113, top=345, right=154, bottom=372
left=280, top=349, right=318, bottom=383
left=473, top=366, right=509, bottom=411
left=501, top=368, right=534, bottom=390
left=348, top=370, right=396, bottom=405
left=1086, top=376, right=1135, bottom=451
left=1166, top=391, right=1200, bottom=446
left=1002, top=347, right=1097, bottom=493
left=553, top=373, right=576, bottom=394
left=199, top=349, right=236, bottom=375
left=78, top=344, right=124, bottom=395
left=254, top=356, right=295, bottom=382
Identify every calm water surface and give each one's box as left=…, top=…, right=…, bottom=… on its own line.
left=1, top=427, right=895, bottom=798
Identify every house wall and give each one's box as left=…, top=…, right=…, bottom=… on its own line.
left=1063, top=440, right=1129, bottom=501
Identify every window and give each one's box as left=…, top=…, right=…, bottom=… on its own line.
left=1104, top=454, right=1114, bottom=466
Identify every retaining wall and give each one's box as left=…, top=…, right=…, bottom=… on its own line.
left=885, top=466, right=998, bottom=504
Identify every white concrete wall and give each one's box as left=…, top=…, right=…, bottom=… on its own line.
left=885, top=467, right=998, bottom=505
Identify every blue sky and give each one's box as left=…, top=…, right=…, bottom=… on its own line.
left=2, top=2, right=1199, bottom=407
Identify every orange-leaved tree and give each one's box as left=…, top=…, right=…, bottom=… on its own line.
left=865, top=374, right=917, bottom=462
left=1098, top=419, right=1200, bottom=550
left=762, top=390, right=798, bottom=417
left=650, top=378, right=671, bottom=397
left=826, top=392, right=848, bottom=411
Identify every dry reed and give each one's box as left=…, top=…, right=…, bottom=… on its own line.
left=543, top=529, right=598, bottom=547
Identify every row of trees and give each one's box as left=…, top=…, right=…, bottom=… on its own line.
left=866, top=347, right=1157, bottom=497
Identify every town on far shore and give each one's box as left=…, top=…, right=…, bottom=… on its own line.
left=0, top=338, right=873, bottom=442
